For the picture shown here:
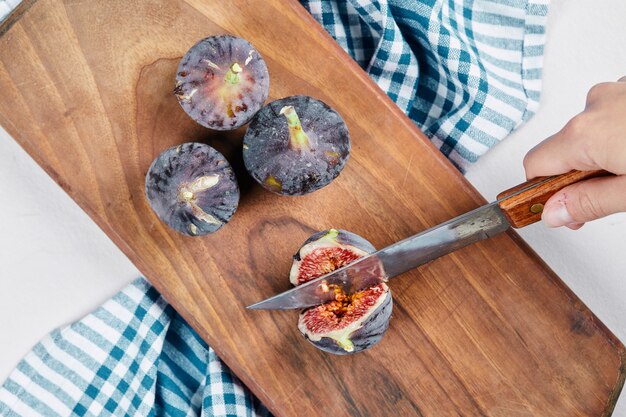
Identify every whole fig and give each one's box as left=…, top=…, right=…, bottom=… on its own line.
left=145, top=143, right=239, bottom=236
left=243, top=96, right=350, bottom=196
left=175, top=35, right=270, bottom=130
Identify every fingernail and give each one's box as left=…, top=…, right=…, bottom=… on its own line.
left=566, top=222, right=585, bottom=230
left=542, top=194, right=575, bottom=228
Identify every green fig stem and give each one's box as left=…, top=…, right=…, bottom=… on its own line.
left=317, top=229, right=339, bottom=246
left=280, top=105, right=310, bottom=151
left=224, top=62, right=242, bottom=84
left=325, top=229, right=339, bottom=240
left=335, top=336, right=355, bottom=353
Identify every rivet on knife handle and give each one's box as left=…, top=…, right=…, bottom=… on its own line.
left=496, top=170, right=611, bottom=228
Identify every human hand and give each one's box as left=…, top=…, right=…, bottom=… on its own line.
left=523, top=77, right=626, bottom=229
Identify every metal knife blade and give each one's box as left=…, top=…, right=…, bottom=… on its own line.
left=247, top=202, right=510, bottom=310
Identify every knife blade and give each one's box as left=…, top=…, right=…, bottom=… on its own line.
left=247, top=169, right=609, bottom=310
left=247, top=202, right=509, bottom=310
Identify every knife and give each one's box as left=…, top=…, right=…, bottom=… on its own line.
left=247, top=169, right=610, bottom=310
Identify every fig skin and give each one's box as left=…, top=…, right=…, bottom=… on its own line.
left=243, top=96, right=350, bottom=196
left=175, top=35, right=270, bottom=130
left=298, top=229, right=376, bottom=255
left=145, top=143, right=239, bottom=236
left=291, top=229, right=392, bottom=354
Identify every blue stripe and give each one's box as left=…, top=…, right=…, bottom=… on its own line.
left=52, top=333, right=102, bottom=372
left=4, top=379, right=60, bottom=417
left=33, top=341, right=89, bottom=389
left=473, top=32, right=523, bottom=50
left=160, top=352, right=200, bottom=395
left=472, top=11, right=524, bottom=26
left=16, top=361, right=75, bottom=407
left=156, top=371, right=192, bottom=404
left=73, top=323, right=113, bottom=352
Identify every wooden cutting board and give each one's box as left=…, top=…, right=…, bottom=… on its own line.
left=1, top=0, right=624, bottom=415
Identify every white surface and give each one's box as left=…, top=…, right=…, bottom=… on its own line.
left=1, top=0, right=625, bottom=414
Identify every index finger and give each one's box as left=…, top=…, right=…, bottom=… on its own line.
left=523, top=115, right=601, bottom=179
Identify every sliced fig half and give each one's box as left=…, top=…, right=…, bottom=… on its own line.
left=289, top=228, right=374, bottom=286
left=290, top=229, right=392, bottom=354
left=298, top=283, right=392, bottom=355
left=145, top=142, right=239, bottom=236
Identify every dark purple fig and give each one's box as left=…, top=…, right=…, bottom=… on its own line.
left=290, top=229, right=392, bottom=354
left=145, top=143, right=239, bottom=236
left=175, top=35, right=269, bottom=130
left=243, top=96, right=350, bottom=195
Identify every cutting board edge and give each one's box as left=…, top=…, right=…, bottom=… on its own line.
left=1, top=1, right=624, bottom=416
left=506, top=230, right=626, bottom=417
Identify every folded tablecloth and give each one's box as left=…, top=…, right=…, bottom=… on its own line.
left=0, top=0, right=549, bottom=415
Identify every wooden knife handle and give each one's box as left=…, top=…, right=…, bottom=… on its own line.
left=496, top=170, right=612, bottom=228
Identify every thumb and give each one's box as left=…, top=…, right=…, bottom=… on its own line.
left=542, top=175, right=626, bottom=228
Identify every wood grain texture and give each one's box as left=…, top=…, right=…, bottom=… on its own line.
left=497, top=170, right=612, bottom=228
left=0, top=1, right=624, bottom=416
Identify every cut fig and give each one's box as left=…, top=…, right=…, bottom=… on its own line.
left=290, top=229, right=392, bottom=354
left=289, top=229, right=375, bottom=286
left=298, top=283, right=392, bottom=355
left=243, top=96, right=350, bottom=196
left=175, top=35, right=270, bottom=130
left=145, top=142, right=239, bottom=236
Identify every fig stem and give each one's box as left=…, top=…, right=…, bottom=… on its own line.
left=224, top=62, right=242, bottom=84
left=280, top=106, right=310, bottom=150
left=179, top=175, right=220, bottom=202
left=322, top=229, right=339, bottom=241
left=188, top=175, right=220, bottom=193
left=336, top=336, right=355, bottom=353
left=178, top=175, right=222, bottom=226
left=191, top=202, right=222, bottom=226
